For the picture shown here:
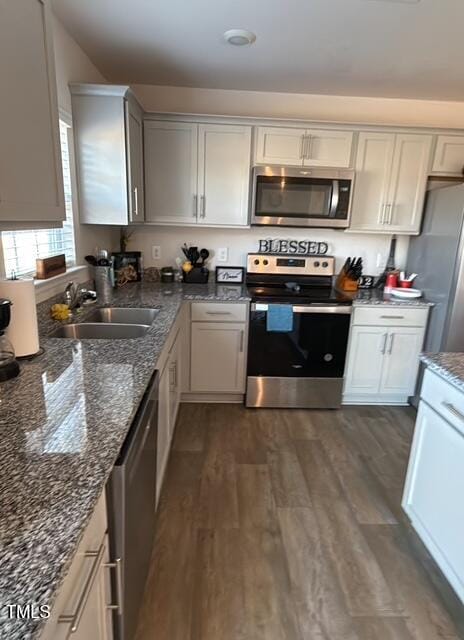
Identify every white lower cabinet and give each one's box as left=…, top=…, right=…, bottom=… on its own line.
left=190, top=322, right=246, bottom=393
left=403, top=371, right=464, bottom=603
left=41, top=494, right=113, bottom=640
left=156, top=325, right=182, bottom=505
left=343, top=307, right=428, bottom=405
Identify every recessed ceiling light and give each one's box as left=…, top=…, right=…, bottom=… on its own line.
left=223, top=29, right=256, bottom=46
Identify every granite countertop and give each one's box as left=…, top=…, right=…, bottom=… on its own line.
left=352, top=288, right=433, bottom=308
left=0, top=282, right=250, bottom=640
left=420, top=352, right=464, bottom=393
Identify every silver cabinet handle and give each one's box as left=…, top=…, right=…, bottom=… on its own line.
left=380, top=332, right=388, bottom=354
left=441, top=401, right=464, bottom=423
left=305, top=134, right=312, bottom=159
left=299, top=135, right=305, bottom=159
left=384, top=203, right=392, bottom=225
left=239, top=330, right=244, bottom=353
left=387, top=333, right=394, bottom=354
left=58, top=543, right=105, bottom=632
left=132, top=186, right=139, bottom=218
left=387, top=203, right=394, bottom=225
left=380, top=315, right=404, bottom=320
left=379, top=204, right=386, bottom=225
left=206, top=311, right=232, bottom=316
left=193, top=194, right=198, bottom=218
left=169, top=361, right=177, bottom=392
left=200, top=195, right=206, bottom=218
left=104, top=557, right=123, bottom=616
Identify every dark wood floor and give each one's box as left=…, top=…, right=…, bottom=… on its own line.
left=135, top=404, right=464, bottom=640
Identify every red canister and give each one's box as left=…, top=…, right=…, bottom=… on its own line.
left=385, top=272, right=398, bottom=289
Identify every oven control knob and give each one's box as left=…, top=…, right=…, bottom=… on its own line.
left=314, top=261, right=320, bottom=267
left=322, top=261, right=329, bottom=268
left=263, top=259, right=269, bottom=266
left=254, top=259, right=260, bottom=265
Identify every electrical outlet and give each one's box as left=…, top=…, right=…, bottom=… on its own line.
left=376, top=253, right=385, bottom=268
left=217, top=247, right=228, bottom=262
left=152, top=245, right=161, bottom=260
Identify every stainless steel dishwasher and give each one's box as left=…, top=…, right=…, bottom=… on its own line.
left=106, top=371, right=159, bottom=640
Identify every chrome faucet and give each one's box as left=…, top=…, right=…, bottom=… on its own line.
left=64, top=282, right=85, bottom=310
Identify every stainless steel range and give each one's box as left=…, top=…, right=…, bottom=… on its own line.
left=246, top=253, right=352, bottom=409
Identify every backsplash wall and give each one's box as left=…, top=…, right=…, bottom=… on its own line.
left=127, top=227, right=409, bottom=276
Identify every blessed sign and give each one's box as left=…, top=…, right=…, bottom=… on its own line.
left=258, top=239, right=329, bottom=256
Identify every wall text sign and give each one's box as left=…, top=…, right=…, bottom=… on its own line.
left=258, top=239, right=329, bottom=256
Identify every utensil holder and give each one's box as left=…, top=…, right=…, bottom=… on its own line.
left=183, top=267, right=209, bottom=284
left=94, top=266, right=114, bottom=302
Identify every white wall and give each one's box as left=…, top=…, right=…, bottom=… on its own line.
left=126, top=225, right=409, bottom=277
left=133, top=84, right=464, bottom=130
left=52, top=15, right=118, bottom=264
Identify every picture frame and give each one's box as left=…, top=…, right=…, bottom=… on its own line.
left=215, top=266, right=245, bottom=284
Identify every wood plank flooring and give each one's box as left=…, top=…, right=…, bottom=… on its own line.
left=135, top=404, right=464, bottom=640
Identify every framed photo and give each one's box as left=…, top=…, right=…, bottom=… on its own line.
left=215, top=266, right=245, bottom=284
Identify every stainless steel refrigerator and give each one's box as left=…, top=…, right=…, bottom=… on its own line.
left=407, top=183, right=464, bottom=403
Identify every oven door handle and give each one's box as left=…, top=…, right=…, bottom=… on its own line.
left=252, top=303, right=352, bottom=314
left=329, top=180, right=340, bottom=218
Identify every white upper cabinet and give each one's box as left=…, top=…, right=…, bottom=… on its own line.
left=71, top=85, right=145, bottom=225
left=197, top=124, right=251, bottom=226
left=144, top=121, right=198, bottom=225
left=255, top=126, right=353, bottom=168
left=349, top=132, right=395, bottom=232
left=145, top=121, right=251, bottom=227
left=350, top=132, right=433, bottom=235
left=303, top=129, right=353, bottom=168
left=255, top=127, right=307, bottom=165
left=0, top=0, right=65, bottom=225
left=126, top=97, right=145, bottom=223
left=431, top=135, right=464, bottom=175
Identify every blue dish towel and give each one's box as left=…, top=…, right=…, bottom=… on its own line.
left=266, top=304, right=294, bottom=332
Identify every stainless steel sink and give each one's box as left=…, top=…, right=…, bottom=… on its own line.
left=83, top=307, right=159, bottom=325
left=49, top=323, right=150, bottom=339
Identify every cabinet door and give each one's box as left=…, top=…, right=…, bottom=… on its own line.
left=144, top=121, right=198, bottom=224
left=126, top=98, right=144, bottom=223
left=431, top=135, right=464, bottom=175
left=255, top=127, right=305, bottom=166
left=190, top=322, right=246, bottom=393
left=304, top=129, right=353, bottom=168
left=403, top=401, right=464, bottom=602
left=71, top=535, right=113, bottom=640
left=156, top=363, right=170, bottom=504
left=0, top=0, right=65, bottom=223
left=380, top=327, right=425, bottom=396
left=349, top=132, right=395, bottom=232
left=197, top=124, right=251, bottom=226
left=343, top=326, right=386, bottom=396
left=386, top=134, right=433, bottom=234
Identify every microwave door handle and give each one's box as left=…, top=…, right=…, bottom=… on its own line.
left=329, top=180, right=339, bottom=218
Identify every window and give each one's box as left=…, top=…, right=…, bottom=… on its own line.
left=1, top=120, right=76, bottom=279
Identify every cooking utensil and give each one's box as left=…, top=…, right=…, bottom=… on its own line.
left=199, top=248, right=210, bottom=265
left=84, top=255, right=98, bottom=266
left=190, top=248, right=200, bottom=266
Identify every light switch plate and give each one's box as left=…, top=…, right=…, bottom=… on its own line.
left=217, top=247, right=229, bottom=262
left=152, top=245, right=161, bottom=260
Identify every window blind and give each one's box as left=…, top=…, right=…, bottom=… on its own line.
left=1, top=120, right=76, bottom=278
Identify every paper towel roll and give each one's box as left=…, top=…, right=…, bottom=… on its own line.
left=0, top=279, right=40, bottom=357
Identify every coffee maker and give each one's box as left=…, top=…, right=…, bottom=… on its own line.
left=0, top=298, right=20, bottom=381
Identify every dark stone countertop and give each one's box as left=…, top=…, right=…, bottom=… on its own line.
left=0, top=282, right=250, bottom=640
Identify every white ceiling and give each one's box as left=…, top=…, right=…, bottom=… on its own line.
left=52, top=0, right=464, bottom=101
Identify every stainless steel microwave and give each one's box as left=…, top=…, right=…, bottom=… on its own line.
left=251, top=166, right=355, bottom=229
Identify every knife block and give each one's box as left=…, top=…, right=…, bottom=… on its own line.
left=335, top=269, right=359, bottom=292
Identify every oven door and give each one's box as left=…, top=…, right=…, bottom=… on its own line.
left=246, top=303, right=352, bottom=408
left=251, top=167, right=353, bottom=229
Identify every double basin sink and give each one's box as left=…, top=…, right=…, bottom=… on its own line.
left=50, top=307, right=159, bottom=339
